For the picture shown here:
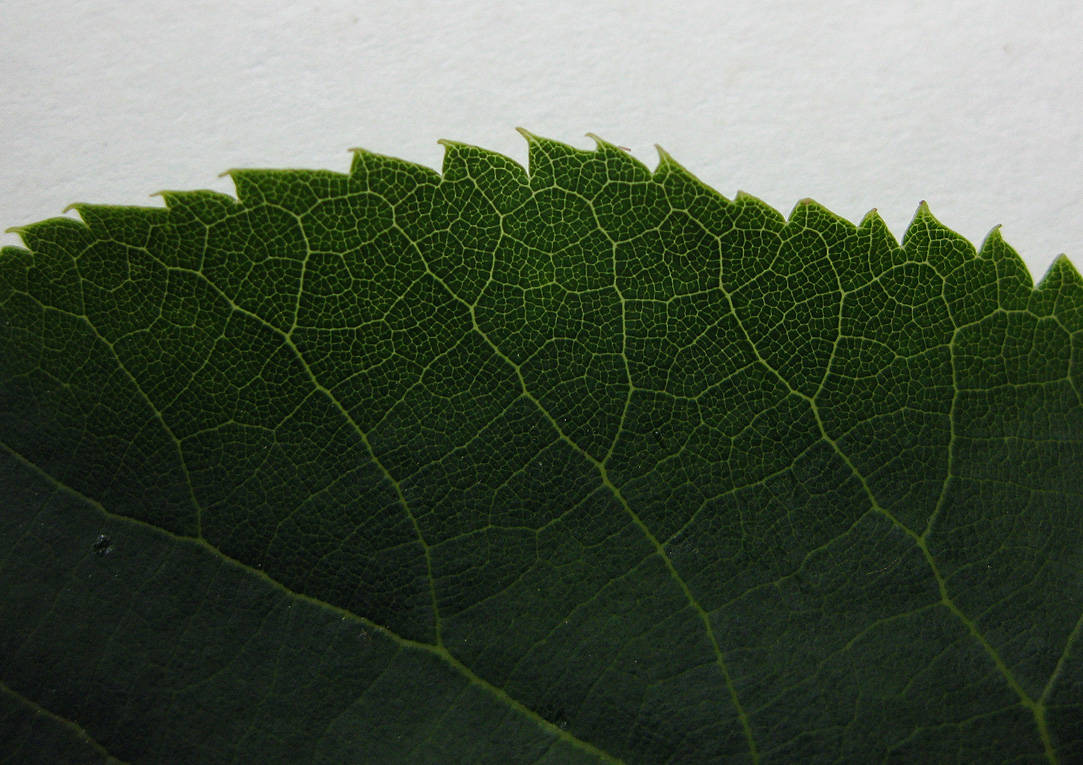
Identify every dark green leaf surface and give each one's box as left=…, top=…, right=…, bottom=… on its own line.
left=1, top=133, right=1081, bottom=763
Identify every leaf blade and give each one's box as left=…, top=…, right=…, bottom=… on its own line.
left=1, top=135, right=1080, bottom=762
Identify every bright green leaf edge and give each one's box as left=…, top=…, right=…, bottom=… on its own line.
left=1, top=132, right=1081, bottom=764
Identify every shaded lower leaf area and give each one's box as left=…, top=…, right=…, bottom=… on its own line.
left=1, top=134, right=1082, bottom=763
left=0, top=451, right=606, bottom=765
left=0, top=681, right=119, bottom=765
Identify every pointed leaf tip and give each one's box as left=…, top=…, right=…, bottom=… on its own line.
left=985, top=223, right=1005, bottom=243
left=859, top=207, right=887, bottom=229
left=585, top=133, right=629, bottom=155
left=907, top=199, right=941, bottom=230
left=515, top=127, right=539, bottom=143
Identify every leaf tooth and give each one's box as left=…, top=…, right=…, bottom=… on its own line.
left=856, top=207, right=900, bottom=248
left=1044, top=252, right=1082, bottom=287
left=901, top=201, right=979, bottom=276
left=584, top=132, right=653, bottom=178
left=653, top=143, right=680, bottom=171
left=650, top=144, right=700, bottom=184
left=436, top=138, right=528, bottom=187
left=516, top=130, right=592, bottom=183
left=651, top=146, right=736, bottom=216
left=0, top=243, right=31, bottom=261
left=347, top=145, right=389, bottom=177
left=976, top=224, right=1036, bottom=309
left=901, top=199, right=945, bottom=246
left=8, top=211, right=92, bottom=250
left=733, top=189, right=787, bottom=225
left=156, top=189, right=239, bottom=211
left=786, top=196, right=818, bottom=223
left=859, top=207, right=882, bottom=226
left=1024, top=251, right=1083, bottom=329
left=345, top=144, right=379, bottom=156
left=62, top=201, right=126, bottom=234
left=788, top=196, right=833, bottom=221
left=976, top=223, right=1037, bottom=289
left=514, top=126, right=539, bottom=143
left=977, top=223, right=1007, bottom=253
left=72, top=202, right=167, bottom=230
left=435, top=137, right=468, bottom=150
left=976, top=224, right=1019, bottom=272
left=218, top=167, right=264, bottom=205
left=349, top=148, right=442, bottom=188
left=785, top=198, right=861, bottom=252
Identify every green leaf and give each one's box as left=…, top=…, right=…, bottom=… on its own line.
left=1, top=133, right=1081, bottom=764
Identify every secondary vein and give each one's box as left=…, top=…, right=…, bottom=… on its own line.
left=0, top=437, right=625, bottom=765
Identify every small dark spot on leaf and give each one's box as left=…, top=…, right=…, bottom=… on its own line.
left=537, top=703, right=569, bottom=731
left=92, top=534, right=113, bottom=556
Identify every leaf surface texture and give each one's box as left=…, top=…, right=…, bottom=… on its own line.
left=1, top=135, right=1081, bottom=763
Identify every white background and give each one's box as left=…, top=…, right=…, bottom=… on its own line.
left=2, top=0, right=1080, bottom=280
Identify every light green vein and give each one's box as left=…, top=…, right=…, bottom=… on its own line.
left=805, top=396, right=1059, bottom=763
left=452, top=284, right=761, bottom=765
left=1041, top=606, right=1083, bottom=706
left=0, top=437, right=624, bottom=765
left=0, top=679, right=128, bottom=765
left=718, top=282, right=1061, bottom=763
left=103, top=244, right=446, bottom=650
left=430, top=153, right=761, bottom=763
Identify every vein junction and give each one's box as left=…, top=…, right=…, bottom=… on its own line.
left=3, top=137, right=1080, bottom=763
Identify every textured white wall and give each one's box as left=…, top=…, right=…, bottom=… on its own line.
left=2, top=0, right=1080, bottom=279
